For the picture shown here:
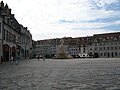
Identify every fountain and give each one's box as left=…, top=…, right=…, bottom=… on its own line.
left=54, top=39, right=72, bottom=59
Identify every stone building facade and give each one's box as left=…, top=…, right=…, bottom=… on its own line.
left=0, top=1, right=32, bottom=63
left=93, top=32, right=120, bottom=58
left=35, top=32, right=120, bottom=58
left=0, top=15, right=3, bottom=61
left=35, top=39, right=60, bottom=58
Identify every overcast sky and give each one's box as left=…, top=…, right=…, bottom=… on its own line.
left=3, top=0, right=120, bottom=40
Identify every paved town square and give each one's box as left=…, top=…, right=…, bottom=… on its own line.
left=0, top=58, right=120, bottom=90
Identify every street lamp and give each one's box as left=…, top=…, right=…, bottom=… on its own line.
left=16, top=41, right=20, bottom=57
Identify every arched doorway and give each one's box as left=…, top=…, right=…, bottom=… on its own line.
left=3, top=44, right=10, bottom=62
left=94, top=53, right=99, bottom=58
left=16, top=45, right=21, bottom=58
left=11, top=46, right=16, bottom=58
left=107, top=52, right=110, bottom=58
left=111, top=52, right=114, bottom=57
left=26, top=50, right=29, bottom=58
left=20, top=48, right=24, bottom=59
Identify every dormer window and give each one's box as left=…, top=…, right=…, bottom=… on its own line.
left=94, top=39, right=97, bottom=42
left=103, top=38, right=106, bottom=41
left=114, top=37, right=117, bottom=40
left=107, top=37, right=109, bottom=39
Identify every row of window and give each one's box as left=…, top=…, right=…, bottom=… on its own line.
left=95, top=41, right=120, bottom=46
left=6, top=30, right=16, bottom=43
left=94, top=37, right=120, bottom=42
left=69, top=49, right=78, bottom=51
left=21, top=36, right=27, bottom=44
left=69, top=52, right=78, bottom=55
left=95, top=46, right=120, bottom=51
left=100, top=52, right=120, bottom=57
left=3, top=29, right=31, bottom=45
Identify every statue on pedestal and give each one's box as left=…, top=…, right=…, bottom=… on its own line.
left=54, top=39, right=72, bottom=59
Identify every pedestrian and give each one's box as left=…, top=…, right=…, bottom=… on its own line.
left=1, top=56, right=3, bottom=64
left=10, top=56, right=14, bottom=64
left=15, top=55, right=19, bottom=65
left=43, top=56, right=45, bottom=61
left=38, top=55, right=40, bottom=61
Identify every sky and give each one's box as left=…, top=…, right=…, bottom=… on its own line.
left=2, top=0, right=120, bottom=40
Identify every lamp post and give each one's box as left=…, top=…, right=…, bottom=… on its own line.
left=16, top=41, right=20, bottom=58
left=25, top=45, right=26, bottom=59
left=0, top=38, right=2, bottom=63
left=16, top=41, right=18, bottom=56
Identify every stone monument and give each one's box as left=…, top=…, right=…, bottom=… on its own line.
left=54, top=39, right=72, bottom=59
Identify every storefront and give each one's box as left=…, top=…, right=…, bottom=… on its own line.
left=3, top=44, right=10, bottom=62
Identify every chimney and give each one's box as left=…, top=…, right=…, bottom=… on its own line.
left=0, top=1, right=4, bottom=9
left=9, top=9, right=11, bottom=15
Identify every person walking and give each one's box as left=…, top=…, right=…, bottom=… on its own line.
left=15, top=55, right=19, bottom=65
left=37, top=55, right=40, bottom=61
left=10, top=56, right=14, bottom=64
left=43, top=56, right=45, bottom=61
left=1, top=56, right=3, bottom=64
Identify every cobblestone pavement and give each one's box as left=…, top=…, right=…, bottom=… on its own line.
left=0, top=58, right=120, bottom=90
